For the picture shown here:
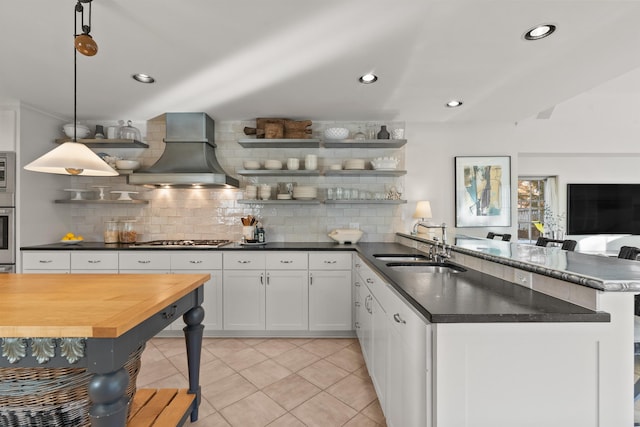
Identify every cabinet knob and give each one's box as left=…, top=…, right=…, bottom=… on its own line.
left=366, top=278, right=374, bottom=284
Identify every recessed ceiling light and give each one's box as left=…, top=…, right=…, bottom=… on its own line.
left=132, top=73, right=155, bottom=83
left=523, top=24, right=556, bottom=41
left=359, top=73, right=378, bottom=84
left=445, top=99, right=463, bottom=108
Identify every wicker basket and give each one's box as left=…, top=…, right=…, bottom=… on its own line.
left=0, top=344, right=144, bottom=427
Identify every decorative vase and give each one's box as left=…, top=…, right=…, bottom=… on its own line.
left=377, top=125, right=390, bottom=139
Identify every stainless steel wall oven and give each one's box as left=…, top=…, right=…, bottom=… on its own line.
left=0, top=153, right=16, bottom=272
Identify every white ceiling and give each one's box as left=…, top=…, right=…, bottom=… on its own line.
left=2, top=0, right=640, bottom=123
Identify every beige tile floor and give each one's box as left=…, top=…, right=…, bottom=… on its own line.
left=137, top=337, right=387, bottom=427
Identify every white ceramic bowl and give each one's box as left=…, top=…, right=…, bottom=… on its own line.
left=324, top=127, right=349, bottom=140
left=63, top=124, right=91, bottom=139
left=243, top=160, right=261, bottom=170
left=328, top=229, right=363, bottom=244
left=264, top=160, right=282, bottom=170
left=115, top=159, right=140, bottom=170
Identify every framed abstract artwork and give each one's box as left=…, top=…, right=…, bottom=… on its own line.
left=455, top=156, right=511, bottom=227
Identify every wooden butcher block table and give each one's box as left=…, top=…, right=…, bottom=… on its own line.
left=0, top=273, right=209, bottom=427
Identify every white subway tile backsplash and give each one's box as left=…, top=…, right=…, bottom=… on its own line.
left=66, top=120, right=405, bottom=243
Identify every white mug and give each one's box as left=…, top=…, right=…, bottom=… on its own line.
left=304, top=154, right=317, bottom=171
left=259, top=185, right=271, bottom=200
left=287, top=158, right=300, bottom=170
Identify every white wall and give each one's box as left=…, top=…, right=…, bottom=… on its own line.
left=18, top=105, right=70, bottom=252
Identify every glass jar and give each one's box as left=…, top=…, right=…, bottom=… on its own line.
left=104, top=220, right=119, bottom=244
left=119, top=220, right=137, bottom=243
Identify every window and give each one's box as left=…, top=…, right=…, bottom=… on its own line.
left=517, top=178, right=546, bottom=243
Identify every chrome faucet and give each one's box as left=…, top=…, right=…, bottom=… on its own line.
left=413, top=222, right=447, bottom=245
left=413, top=222, right=449, bottom=262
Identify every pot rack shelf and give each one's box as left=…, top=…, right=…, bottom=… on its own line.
left=237, top=138, right=406, bottom=149
left=55, top=138, right=149, bottom=148
left=54, top=199, right=149, bottom=205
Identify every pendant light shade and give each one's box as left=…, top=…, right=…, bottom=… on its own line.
left=25, top=142, right=118, bottom=176
left=24, top=0, right=117, bottom=177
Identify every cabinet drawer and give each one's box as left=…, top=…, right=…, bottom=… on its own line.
left=171, top=252, right=222, bottom=270
left=266, top=252, right=308, bottom=270
left=23, top=251, right=70, bottom=270
left=385, top=286, right=427, bottom=348
left=71, top=251, right=118, bottom=270
left=309, top=252, right=351, bottom=270
left=119, top=252, right=171, bottom=270
left=224, top=251, right=266, bottom=269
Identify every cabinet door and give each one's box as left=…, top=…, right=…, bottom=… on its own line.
left=223, top=270, right=265, bottom=330
left=371, top=295, right=387, bottom=409
left=265, top=270, right=308, bottom=330
left=173, top=269, right=223, bottom=331
left=309, top=270, right=352, bottom=331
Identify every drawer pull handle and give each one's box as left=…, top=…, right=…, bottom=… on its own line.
left=355, top=263, right=361, bottom=267
left=39, top=260, right=53, bottom=264
left=138, top=260, right=151, bottom=264
left=355, top=282, right=361, bottom=287
left=323, top=260, right=337, bottom=264
left=354, top=302, right=361, bottom=307
left=189, top=260, right=203, bottom=264
left=355, top=321, right=360, bottom=329
left=366, top=278, right=374, bottom=284
left=393, top=313, right=406, bottom=324
left=88, top=260, right=101, bottom=264
left=260, top=273, right=264, bottom=285
left=238, top=260, right=251, bottom=264
left=162, top=304, right=178, bottom=320
left=280, top=260, right=293, bottom=264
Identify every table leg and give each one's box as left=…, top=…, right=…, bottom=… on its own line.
left=183, top=305, right=204, bottom=422
left=88, top=367, right=129, bottom=427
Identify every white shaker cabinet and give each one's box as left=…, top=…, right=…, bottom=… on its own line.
left=171, top=252, right=223, bottom=331
left=309, top=252, right=352, bottom=331
left=22, top=251, right=70, bottom=273
left=70, top=251, right=118, bottom=273
left=223, top=251, right=310, bottom=331
left=265, top=252, right=309, bottom=330
left=223, top=252, right=266, bottom=330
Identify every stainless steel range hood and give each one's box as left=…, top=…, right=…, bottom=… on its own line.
left=127, top=112, right=239, bottom=188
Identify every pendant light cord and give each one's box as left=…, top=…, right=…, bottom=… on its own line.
left=73, top=1, right=79, bottom=142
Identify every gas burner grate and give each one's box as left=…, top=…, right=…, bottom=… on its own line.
left=130, top=239, right=232, bottom=248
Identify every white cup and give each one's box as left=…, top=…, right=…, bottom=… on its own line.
left=304, top=154, right=317, bottom=170
left=106, top=126, right=119, bottom=139
left=245, top=185, right=257, bottom=199
left=259, top=185, right=271, bottom=200
left=287, top=158, right=300, bottom=170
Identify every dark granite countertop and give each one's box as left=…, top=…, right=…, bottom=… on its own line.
left=21, top=241, right=609, bottom=324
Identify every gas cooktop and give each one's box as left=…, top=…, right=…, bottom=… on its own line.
left=129, top=239, right=232, bottom=248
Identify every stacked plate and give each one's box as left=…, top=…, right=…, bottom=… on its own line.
left=264, top=159, right=282, bottom=170
left=344, top=159, right=366, bottom=170
left=292, top=186, right=317, bottom=200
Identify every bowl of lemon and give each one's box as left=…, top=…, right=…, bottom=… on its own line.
left=60, top=232, right=84, bottom=244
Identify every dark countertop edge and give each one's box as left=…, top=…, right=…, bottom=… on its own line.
left=396, top=233, right=640, bottom=293
left=21, top=240, right=610, bottom=324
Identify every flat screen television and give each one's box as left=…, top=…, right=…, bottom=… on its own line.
left=567, top=184, right=640, bottom=235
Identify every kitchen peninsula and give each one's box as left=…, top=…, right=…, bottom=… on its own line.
left=20, top=235, right=636, bottom=426
left=0, top=273, right=208, bottom=426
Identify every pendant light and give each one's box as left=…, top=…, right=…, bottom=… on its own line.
left=24, top=0, right=117, bottom=177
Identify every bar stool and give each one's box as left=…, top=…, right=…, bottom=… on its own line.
left=536, top=237, right=577, bottom=251
left=486, top=232, right=511, bottom=242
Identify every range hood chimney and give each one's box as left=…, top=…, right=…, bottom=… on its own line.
left=127, top=112, right=239, bottom=188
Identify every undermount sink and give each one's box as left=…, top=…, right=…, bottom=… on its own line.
left=373, top=254, right=429, bottom=262
left=385, top=262, right=466, bottom=274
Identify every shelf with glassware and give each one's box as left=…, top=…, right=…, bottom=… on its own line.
left=237, top=169, right=406, bottom=177
left=237, top=138, right=406, bottom=149
left=54, top=138, right=149, bottom=148
left=237, top=199, right=405, bottom=205
left=54, top=199, right=149, bottom=205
